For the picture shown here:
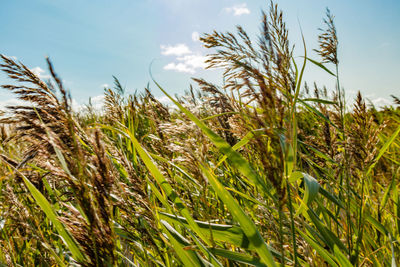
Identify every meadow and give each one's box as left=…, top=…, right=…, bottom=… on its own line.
left=0, top=3, right=399, bottom=266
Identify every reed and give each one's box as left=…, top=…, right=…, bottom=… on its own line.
left=0, top=2, right=399, bottom=266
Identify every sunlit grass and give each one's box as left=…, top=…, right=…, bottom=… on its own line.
left=0, top=2, right=399, bottom=266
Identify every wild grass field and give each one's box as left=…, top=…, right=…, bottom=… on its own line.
left=0, top=3, right=399, bottom=266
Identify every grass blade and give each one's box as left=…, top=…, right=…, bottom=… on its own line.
left=200, top=165, right=277, bottom=266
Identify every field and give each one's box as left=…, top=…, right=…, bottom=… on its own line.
left=0, top=3, right=400, bottom=266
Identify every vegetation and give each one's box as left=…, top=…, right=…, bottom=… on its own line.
left=0, top=3, right=399, bottom=266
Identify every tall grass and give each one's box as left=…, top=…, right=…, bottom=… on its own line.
left=0, top=2, right=399, bottom=266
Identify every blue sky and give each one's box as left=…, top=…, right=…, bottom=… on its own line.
left=1, top=0, right=399, bottom=108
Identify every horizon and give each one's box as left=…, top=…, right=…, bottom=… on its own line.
left=1, top=0, right=399, bottom=109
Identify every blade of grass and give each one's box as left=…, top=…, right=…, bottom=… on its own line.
left=11, top=168, right=85, bottom=262
left=200, top=164, right=277, bottom=266
left=151, top=79, right=273, bottom=201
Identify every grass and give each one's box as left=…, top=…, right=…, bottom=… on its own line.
left=0, top=2, right=400, bottom=266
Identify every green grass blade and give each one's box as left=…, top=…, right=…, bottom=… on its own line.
left=99, top=123, right=211, bottom=246
left=159, top=212, right=286, bottom=260
left=16, top=170, right=85, bottom=262
left=301, top=98, right=337, bottom=105
left=304, top=57, right=336, bottom=76
left=209, top=248, right=268, bottom=267
left=200, top=165, right=276, bottom=266
left=297, top=228, right=338, bottom=267
left=161, top=220, right=204, bottom=267
left=298, top=99, right=339, bottom=130
left=333, top=245, right=353, bottom=267
left=215, top=129, right=260, bottom=168
left=366, top=125, right=400, bottom=176
left=152, top=80, right=270, bottom=195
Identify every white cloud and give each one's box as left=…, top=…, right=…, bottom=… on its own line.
left=90, top=95, right=105, bottom=110
left=177, top=54, right=207, bottom=69
left=72, top=95, right=105, bottom=113
left=191, top=31, right=200, bottom=42
left=0, top=98, right=29, bottom=111
left=164, top=62, right=195, bottom=74
left=224, top=3, right=250, bottom=16
left=30, top=67, right=51, bottom=79
left=156, top=96, right=172, bottom=105
left=101, top=83, right=110, bottom=88
left=160, top=43, right=192, bottom=56
left=163, top=54, right=208, bottom=74
left=370, top=97, right=392, bottom=108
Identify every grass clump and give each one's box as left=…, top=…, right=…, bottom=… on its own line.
left=0, top=2, right=399, bottom=266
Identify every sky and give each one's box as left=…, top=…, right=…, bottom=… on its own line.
left=1, top=0, right=399, bottom=109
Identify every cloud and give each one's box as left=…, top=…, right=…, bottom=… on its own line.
left=101, top=83, right=110, bottom=88
left=191, top=31, right=200, bottom=42
left=0, top=98, right=30, bottom=111
left=30, top=67, right=51, bottom=79
left=89, top=95, right=105, bottom=110
left=156, top=96, right=172, bottom=105
left=71, top=95, right=105, bottom=113
left=177, top=54, right=207, bottom=69
left=370, top=97, right=392, bottom=108
left=164, top=62, right=195, bottom=74
left=160, top=43, right=192, bottom=56
left=224, top=3, right=250, bottom=16
left=163, top=54, right=208, bottom=74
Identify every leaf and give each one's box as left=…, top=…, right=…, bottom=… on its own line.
left=333, top=245, right=353, bottom=267
left=215, top=129, right=261, bottom=168
left=152, top=79, right=272, bottom=199
left=159, top=212, right=287, bottom=261
left=161, top=220, right=204, bottom=267
left=289, top=171, right=303, bottom=183
left=297, top=228, right=338, bottom=267
left=381, top=170, right=398, bottom=210
left=366, top=125, right=400, bottom=176
left=298, top=99, right=339, bottom=130
left=301, top=98, right=337, bottom=105
left=209, top=248, right=268, bottom=267
left=99, top=123, right=212, bottom=246
left=304, top=57, right=336, bottom=76
left=16, top=169, right=85, bottom=262
left=303, top=173, right=320, bottom=204
left=307, top=208, right=348, bottom=253
left=295, top=173, right=320, bottom=216
left=200, top=165, right=277, bottom=266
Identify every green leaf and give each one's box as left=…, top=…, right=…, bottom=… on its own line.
left=297, top=228, right=338, bottom=267
left=298, top=99, right=339, bottom=130
left=16, top=170, right=85, bottom=262
left=307, top=208, right=348, bottom=253
left=381, top=170, right=398, bottom=210
left=152, top=80, right=271, bottom=198
left=289, top=171, right=303, bottom=183
left=301, top=98, right=337, bottom=105
left=161, top=220, right=204, bottom=267
left=215, top=129, right=261, bottom=168
left=209, top=248, right=268, bottom=267
left=200, top=165, right=277, bottom=266
left=304, top=57, right=336, bottom=76
left=366, top=125, right=400, bottom=176
left=99, top=123, right=211, bottom=246
left=333, top=245, right=353, bottom=267
left=159, top=212, right=286, bottom=261
left=295, top=173, right=320, bottom=216
left=303, top=173, right=320, bottom=204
